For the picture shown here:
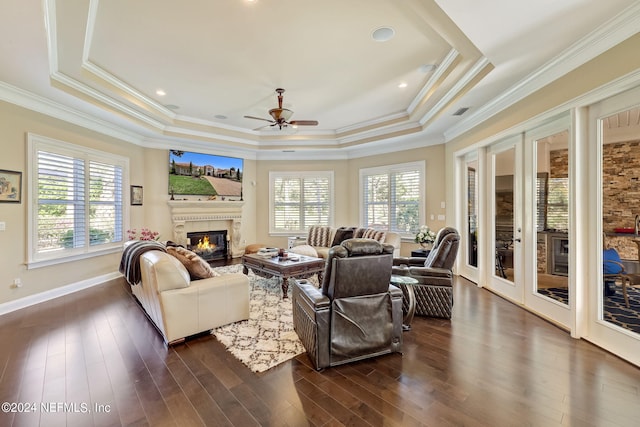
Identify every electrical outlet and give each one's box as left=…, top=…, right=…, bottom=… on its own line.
left=437, top=214, right=445, bottom=221
left=0, top=221, right=5, bottom=231
left=11, top=278, right=22, bottom=288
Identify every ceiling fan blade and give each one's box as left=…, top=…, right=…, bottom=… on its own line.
left=253, top=123, right=276, bottom=131
left=244, top=115, right=274, bottom=123
left=289, top=120, right=319, bottom=126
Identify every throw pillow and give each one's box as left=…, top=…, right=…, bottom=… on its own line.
left=289, top=244, right=318, bottom=257
left=362, top=228, right=386, bottom=243
left=331, top=226, right=355, bottom=247
left=167, top=246, right=221, bottom=280
left=308, top=226, right=332, bottom=247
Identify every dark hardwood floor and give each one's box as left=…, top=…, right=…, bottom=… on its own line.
left=1, top=274, right=639, bottom=427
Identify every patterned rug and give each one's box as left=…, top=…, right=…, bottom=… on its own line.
left=211, top=264, right=308, bottom=373
left=538, top=285, right=640, bottom=334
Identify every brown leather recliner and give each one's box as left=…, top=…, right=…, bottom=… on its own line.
left=292, top=238, right=403, bottom=370
left=392, top=227, right=460, bottom=319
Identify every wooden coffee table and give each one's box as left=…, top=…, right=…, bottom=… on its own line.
left=242, top=253, right=325, bottom=299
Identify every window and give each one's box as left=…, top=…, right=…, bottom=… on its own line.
left=536, top=172, right=548, bottom=232
left=28, top=134, right=128, bottom=266
left=536, top=173, right=569, bottom=231
left=546, top=177, right=569, bottom=230
left=360, top=161, right=424, bottom=236
left=269, top=171, right=333, bottom=234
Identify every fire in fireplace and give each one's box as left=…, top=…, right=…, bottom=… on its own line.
left=186, top=230, right=228, bottom=261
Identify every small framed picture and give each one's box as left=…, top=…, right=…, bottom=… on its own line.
left=131, top=185, right=143, bottom=206
left=0, top=169, right=22, bottom=203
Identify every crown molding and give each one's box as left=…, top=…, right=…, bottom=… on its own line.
left=408, top=48, right=459, bottom=114
left=444, top=2, right=640, bottom=142
left=0, top=81, right=143, bottom=145
left=419, top=56, right=491, bottom=127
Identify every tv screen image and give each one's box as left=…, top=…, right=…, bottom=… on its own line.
left=169, top=150, right=243, bottom=197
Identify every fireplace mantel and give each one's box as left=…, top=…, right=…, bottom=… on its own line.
left=167, top=200, right=245, bottom=257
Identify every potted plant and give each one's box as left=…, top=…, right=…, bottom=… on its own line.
left=414, top=225, right=436, bottom=249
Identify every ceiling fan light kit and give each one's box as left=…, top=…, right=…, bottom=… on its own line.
left=244, top=88, right=319, bottom=130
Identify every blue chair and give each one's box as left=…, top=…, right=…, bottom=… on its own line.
left=603, top=247, right=630, bottom=307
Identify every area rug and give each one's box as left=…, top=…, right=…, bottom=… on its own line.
left=538, top=286, right=640, bottom=334
left=211, top=264, right=309, bottom=373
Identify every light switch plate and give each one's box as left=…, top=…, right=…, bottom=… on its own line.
left=0, top=222, right=5, bottom=231
left=437, top=215, right=445, bottom=221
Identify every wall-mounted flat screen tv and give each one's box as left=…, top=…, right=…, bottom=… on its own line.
left=169, top=150, right=243, bottom=197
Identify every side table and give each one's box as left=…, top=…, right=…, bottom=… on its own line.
left=410, top=249, right=431, bottom=258
left=390, top=275, right=419, bottom=331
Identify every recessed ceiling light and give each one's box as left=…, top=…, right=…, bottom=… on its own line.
left=398, top=82, right=408, bottom=89
left=371, top=27, right=395, bottom=42
left=214, top=114, right=228, bottom=120
left=156, top=89, right=166, bottom=96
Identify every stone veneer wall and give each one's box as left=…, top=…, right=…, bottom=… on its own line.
left=550, top=149, right=568, bottom=179
left=603, top=140, right=640, bottom=260
left=537, top=234, right=547, bottom=273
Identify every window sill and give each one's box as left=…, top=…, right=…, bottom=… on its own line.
left=26, top=246, right=122, bottom=270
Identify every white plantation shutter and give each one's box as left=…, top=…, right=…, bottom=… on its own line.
left=37, top=151, right=86, bottom=251
left=536, top=173, right=568, bottom=231
left=360, top=162, right=424, bottom=235
left=467, top=167, right=477, bottom=234
left=29, top=135, right=127, bottom=264
left=270, top=172, right=333, bottom=233
left=547, top=177, right=569, bottom=231
left=536, top=172, right=548, bottom=232
left=89, top=161, right=123, bottom=245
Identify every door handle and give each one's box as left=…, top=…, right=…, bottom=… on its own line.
left=514, top=238, right=521, bottom=242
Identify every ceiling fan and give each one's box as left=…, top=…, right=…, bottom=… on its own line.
left=244, top=88, right=319, bottom=130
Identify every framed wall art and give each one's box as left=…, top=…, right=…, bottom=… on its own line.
left=131, top=185, right=143, bottom=206
left=0, top=169, right=22, bottom=203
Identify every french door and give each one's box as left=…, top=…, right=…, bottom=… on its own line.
left=468, top=116, right=573, bottom=328
left=587, top=85, right=640, bottom=366
left=486, top=136, right=524, bottom=302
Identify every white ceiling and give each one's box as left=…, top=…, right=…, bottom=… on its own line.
left=0, top=0, right=638, bottom=158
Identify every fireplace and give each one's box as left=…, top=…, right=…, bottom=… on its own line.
left=550, top=235, right=569, bottom=276
left=187, top=230, right=228, bottom=261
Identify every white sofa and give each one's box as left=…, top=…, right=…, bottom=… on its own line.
left=303, top=226, right=401, bottom=258
left=131, top=249, right=250, bottom=345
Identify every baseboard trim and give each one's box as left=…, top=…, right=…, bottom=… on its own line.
left=0, top=272, right=122, bottom=316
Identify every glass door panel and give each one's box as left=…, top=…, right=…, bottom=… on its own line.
left=535, top=131, right=570, bottom=305
left=467, top=162, right=478, bottom=268
left=601, top=106, right=640, bottom=334
left=488, top=138, right=523, bottom=303
left=494, top=149, right=515, bottom=283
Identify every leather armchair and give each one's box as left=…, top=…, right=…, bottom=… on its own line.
left=392, top=227, right=460, bottom=319
left=292, top=238, right=403, bottom=370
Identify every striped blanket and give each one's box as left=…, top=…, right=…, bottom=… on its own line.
left=119, top=240, right=166, bottom=285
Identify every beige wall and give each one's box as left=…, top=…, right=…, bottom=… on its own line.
left=139, top=150, right=258, bottom=248
left=445, top=34, right=640, bottom=193
left=254, top=158, right=350, bottom=248
left=0, top=101, right=146, bottom=304
left=347, top=145, right=447, bottom=256
left=0, top=102, right=260, bottom=306
left=253, top=144, right=447, bottom=255
left=2, top=33, right=638, bottom=306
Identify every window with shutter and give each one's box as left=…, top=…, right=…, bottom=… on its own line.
left=270, top=171, right=333, bottom=234
left=360, top=161, right=425, bottom=236
left=28, top=134, right=127, bottom=266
